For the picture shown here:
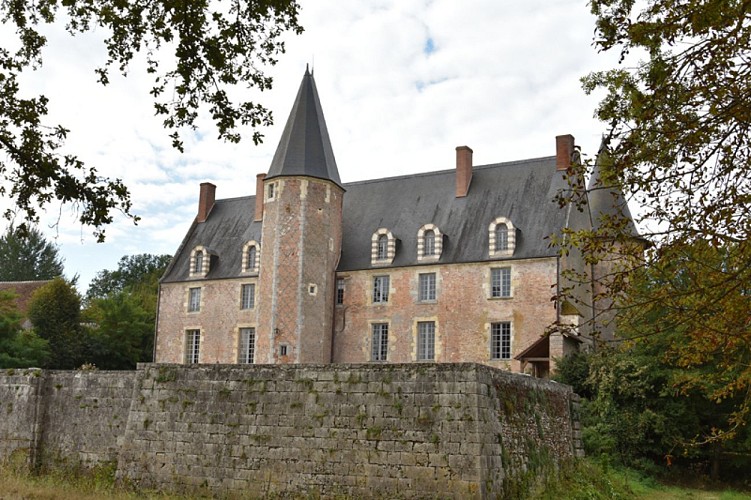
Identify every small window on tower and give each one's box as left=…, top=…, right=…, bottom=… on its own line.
left=267, top=183, right=276, bottom=200
left=279, top=344, right=288, bottom=356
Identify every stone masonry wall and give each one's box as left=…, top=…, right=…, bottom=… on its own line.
left=0, top=369, right=136, bottom=471
left=118, top=363, right=576, bottom=498
left=1, top=364, right=578, bottom=498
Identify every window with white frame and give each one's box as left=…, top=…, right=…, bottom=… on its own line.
left=267, top=182, right=276, bottom=201
left=417, top=224, right=443, bottom=261
left=373, top=276, right=390, bottom=303
left=490, top=322, right=511, bottom=360
left=190, top=246, right=210, bottom=277
left=185, top=329, right=200, bottom=364
left=371, top=323, right=389, bottom=361
left=489, top=217, right=516, bottom=257
left=417, top=321, right=435, bottom=361
left=490, top=268, right=511, bottom=298
left=241, top=241, right=260, bottom=273
left=336, top=278, right=345, bottom=305
left=371, top=229, right=395, bottom=264
left=418, top=273, right=436, bottom=301
left=188, top=287, right=201, bottom=312
left=241, top=284, right=255, bottom=310
left=238, top=327, right=255, bottom=364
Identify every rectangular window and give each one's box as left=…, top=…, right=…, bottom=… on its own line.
left=491, top=268, right=511, bottom=298
left=491, top=322, right=511, bottom=360
left=185, top=329, right=200, bottom=364
left=373, top=275, right=390, bottom=303
left=418, top=273, right=436, bottom=301
left=238, top=327, right=255, bottom=364
left=417, top=321, right=435, bottom=361
left=188, top=287, right=201, bottom=312
left=336, top=278, right=345, bottom=305
left=241, top=284, right=255, bottom=310
left=371, top=323, right=389, bottom=361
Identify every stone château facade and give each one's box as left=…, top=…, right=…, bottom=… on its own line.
left=154, top=68, right=633, bottom=376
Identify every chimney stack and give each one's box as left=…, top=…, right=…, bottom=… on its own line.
left=556, top=134, right=575, bottom=171
left=197, top=182, right=216, bottom=223
left=455, top=146, right=473, bottom=198
left=254, top=173, right=266, bottom=221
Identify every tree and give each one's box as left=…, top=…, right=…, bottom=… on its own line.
left=558, top=0, right=751, bottom=443
left=0, top=290, right=50, bottom=368
left=27, top=277, right=83, bottom=369
left=0, top=1, right=302, bottom=241
left=85, top=254, right=172, bottom=303
left=0, top=225, right=64, bottom=281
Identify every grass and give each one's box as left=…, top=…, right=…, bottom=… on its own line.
left=1, top=458, right=750, bottom=499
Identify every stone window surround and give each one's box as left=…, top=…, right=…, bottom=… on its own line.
left=370, top=321, right=389, bottom=362
left=240, top=283, right=256, bottom=310
left=417, top=224, right=443, bottom=261
left=489, top=217, right=516, bottom=258
left=189, top=245, right=210, bottom=278
left=238, top=326, right=256, bottom=364
left=489, top=266, right=513, bottom=299
left=184, top=328, right=201, bottom=364
left=372, top=275, right=390, bottom=304
left=241, top=240, right=261, bottom=274
left=417, top=272, right=437, bottom=302
left=371, top=228, right=396, bottom=265
left=490, top=321, right=512, bottom=360
left=187, top=286, right=202, bottom=313
left=415, top=320, right=437, bottom=361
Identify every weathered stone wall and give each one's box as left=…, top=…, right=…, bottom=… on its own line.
left=118, top=363, right=576, bottom=498
left=1, top=363, right=578, bottom=498
left=0, top=369, right=136, bottom=470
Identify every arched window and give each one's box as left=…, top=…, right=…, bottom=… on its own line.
left=489, top=217, right=516, bottom=257
left=247, top=246, right=257, bottom=271
left=495, top=224, right=508, bottom=252
left=194, top=251, right=204, bottom=274
left=377, top=234, right=388, bottom=260
left=424, top=230, right=435, bottom=256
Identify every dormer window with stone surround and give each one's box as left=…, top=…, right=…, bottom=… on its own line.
left=417, top=224, right=443, bottom=261
left=190, top=246, right=210, bottom=278
left=371, top=228, right=396, bottom=265
left=489, top=217, right=516, bottom=258
left=241, top=241, right=260, bottom=274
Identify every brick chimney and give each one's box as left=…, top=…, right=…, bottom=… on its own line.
left=197, top=182, right=216, bottom=223
left=455, top=146, right=473, bottom=198
left=254, top=173, right=266, bottom=221
left=556, top=134, right=575, bottom=171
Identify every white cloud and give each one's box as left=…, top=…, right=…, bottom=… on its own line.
left=0, top=0, right=622, bottom=291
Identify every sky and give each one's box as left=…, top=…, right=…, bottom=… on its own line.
left=1, top=0, right=623, bottom=292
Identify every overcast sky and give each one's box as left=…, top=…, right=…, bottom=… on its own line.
left=2, top=0, right=621, bottom=291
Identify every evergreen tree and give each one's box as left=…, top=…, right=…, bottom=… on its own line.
left=0, top=226, right=64, bottom=281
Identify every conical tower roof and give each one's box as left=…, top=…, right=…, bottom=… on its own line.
left=266, top=67, right=342, bottom=187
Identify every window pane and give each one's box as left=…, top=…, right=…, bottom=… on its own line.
left=418, top=321, right=435, bottom=360
left=194, top=251, right=203, bottom=273
left=377, top=235, right=388, bottom=259
left=336, top=278, right=345, bottom=305
left=185, top=329, right=200, bottom=364
left=491, top=268, right=511, bottom=298
left=239, top=328, right=255, bottom=364
left=247, top=246, right=256, bottom=270
left=495, top=224, right=508, bottom=251
left=188, top=287, right=201, bottom=312
left=424, top=230, right=435, bottom=256
left=419, top=273, right=436, bottom=301
left=371, top=323, right=388, bottom=361
left=373, top=276, right=389, bottom=303
left=491, top=322, right=511, bottom=360
left=241, top=284, right=255, bottom=309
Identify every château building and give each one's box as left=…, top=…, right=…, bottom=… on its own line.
left=154, top=68, right=633, bottom=377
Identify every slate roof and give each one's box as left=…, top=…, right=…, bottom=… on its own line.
left=265, top=67, right=342, bottom=187
left=161, top=156, right=571, bottom=283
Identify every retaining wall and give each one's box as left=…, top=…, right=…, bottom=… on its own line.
left=0, top=363, right=579, bottom=498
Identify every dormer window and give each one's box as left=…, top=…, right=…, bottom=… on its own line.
left=371, top=229, right=396, bottom=265
left=241, top=240, right=261, bottom=274
left=489, top=217, right=516, bottom=258
left=190, top=246, right=210, bottom=277
left=417, top=224, right=443, bottom=261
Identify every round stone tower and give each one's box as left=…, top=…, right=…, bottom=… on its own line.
left=255, top=67, right=344, bottom=364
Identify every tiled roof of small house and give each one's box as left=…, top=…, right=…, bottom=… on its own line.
left=0, top=280, right=51, bottom=314
left=160, top=156, right=571, bottom=283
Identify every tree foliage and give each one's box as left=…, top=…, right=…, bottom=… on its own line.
left=558, top=0, right=751, bottom=443
left=0, top=290, right=50, bottom=368
left=86, top=253, right=171, bottom=303
left=27, top=277, right=83, bottom=369
left=0, top=0, right=302, bottom=240
left=0, top=225, right=64, bottom=281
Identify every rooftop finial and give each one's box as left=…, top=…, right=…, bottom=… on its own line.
left=305, top=63, right=310, bottom=75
